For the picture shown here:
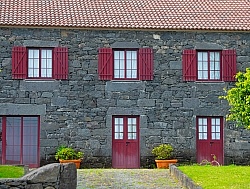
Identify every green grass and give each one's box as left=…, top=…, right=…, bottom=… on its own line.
left=178, top=165, right=250, bottom=189
left=0, top=165, right=24, bottom=178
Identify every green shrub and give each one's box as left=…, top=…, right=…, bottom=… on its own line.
left=55, top=145, right=84, bottom=160
left=151, top=144, right=174, bottom=160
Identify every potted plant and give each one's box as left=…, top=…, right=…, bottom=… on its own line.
left=152, top=144, right=177, bottom=169
left=55, top=145, right=84, bottom=169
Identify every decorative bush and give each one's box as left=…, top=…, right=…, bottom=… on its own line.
left=55, top=146, right=83, bottom=160
left=151, top=144, right=174, bottom=160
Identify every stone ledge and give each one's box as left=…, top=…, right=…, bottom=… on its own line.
left=170, top=165, right=202, bottom=189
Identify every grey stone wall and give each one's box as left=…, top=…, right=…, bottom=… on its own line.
left=0, top=28, right=250, bottom=167
left=0, top=163, right=76, bottom=189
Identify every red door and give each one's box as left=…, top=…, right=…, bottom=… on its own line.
left=112, top=116, right=140, bottom=168
left=196, top=117, right=224, bottom=164
left=1, top=116, right=40, bottom=168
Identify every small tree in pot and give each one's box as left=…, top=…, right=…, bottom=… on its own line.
left=152, top=144, right=177, bottom=169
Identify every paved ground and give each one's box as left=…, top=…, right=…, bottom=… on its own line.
left=77, top=169, right=183, bottom=189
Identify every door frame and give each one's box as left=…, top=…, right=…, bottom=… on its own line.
left=112, top=115, right=140, bottom=168
left=1, top=116, right=40, bottom=168
left=196, top=116, right=224, bottom=165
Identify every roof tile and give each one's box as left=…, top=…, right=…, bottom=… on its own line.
left=0, top=0, right=250, bottom=31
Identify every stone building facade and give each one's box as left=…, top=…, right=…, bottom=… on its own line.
left=0, top=27, right=249, bottom=168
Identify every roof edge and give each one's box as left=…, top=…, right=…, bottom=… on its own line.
left=0, top=25, right=250, bottom=33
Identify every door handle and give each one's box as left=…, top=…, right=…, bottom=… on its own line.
left=210, top=142, right=214, bottom=146
left=126, top=142, right=130, bottom=146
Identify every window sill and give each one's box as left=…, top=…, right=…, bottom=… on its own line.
left=24, top=79, right=57, bottom=82
left=110, top=80, right=143, bottom=83
left=194, top=81, right=225, bottom=84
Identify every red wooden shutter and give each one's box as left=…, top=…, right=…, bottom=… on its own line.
left=12, top=46, right=27, bottom=79
left=182, top=49, right=197, bottom=81
left=222, top=49, right=236, bottom=81
left=138, top=48, right=153, bottom=80
left=98, top=48, right=113, bottom=80
left=53, top=47, right=68, bottom=80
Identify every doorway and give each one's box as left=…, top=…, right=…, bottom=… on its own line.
left=196, top=117, right=224, bottom=165
left=112, top=116, right=140, bottom=168
left=1, top=116, right=40, bottom=168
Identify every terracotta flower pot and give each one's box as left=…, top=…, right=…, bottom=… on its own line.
left=155, top=159, right=178, bottom=169
left=59, top=159, right=82, bottom=169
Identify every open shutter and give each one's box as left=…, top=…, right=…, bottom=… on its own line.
left=53, top=47, right=68, bottom=80
left=182, top=49, right=197, bottom=81
left=98, top=48, right=113, bottom=80
left=12, top=46, right=27, bottom=79
left=222, top=49, right=236, bottom=81
left=138, top=48, right=153, bottom=80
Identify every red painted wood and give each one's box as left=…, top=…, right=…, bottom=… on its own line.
left=12, top=46, right=27, bottom=79
left=1, top=116, right=40, bottom=168
left=139, top=48, right=153, bottom=80
left=53, top=47, right=68, bottom=80
left=98, top=48, right=113, bottom=80
left=182, top=49, right=197, bottom=81
left=196, top=117, right=224, bottom=165
left=222, top=49, right=236, bottom=81
left=112, top=116, right=140, bottom=168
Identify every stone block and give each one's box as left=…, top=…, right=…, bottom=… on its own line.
left=169, top=61, right=182, bottom=70
left=237, top=56, right=250, bottom=62
left=42, top=92, right=53, bottom=98
left=117, top=100, right=137, bottom=107
left=0, top=103, right=46, bottom=115
left=183, top=98, right=199, bottom=108
left=40, top=139, right=58, bottom=147
left=20, top=80, right=60, bottom=91
left=52, top=97, right=68, bottom=107
left=23, top=40, right=59, bottom=47
left=27, top=184, right=43, bottom=189
left=106, top=81, right=145, bottom=92
left=97, top=99, right=116, bottom=107
left=137, top=99, right=155, bottom=107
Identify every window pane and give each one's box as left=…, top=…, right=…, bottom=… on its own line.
left=33, top=69, right=39, bottom=77
left=212, top=133, right=216, bottom=140
left=120, top=60, right=124, bottom=69
left=47, top=60, right=52, bottom=68
left=131, top=51, right=137, bottom=59
left=126, top=51, right=131, bottom=59
left=216, top=133, right=220, bottom=140
left=132, top=60, right=137, bottom=69
left=128, top=133, right=132, bottom=139
left=114, top=70, right=120, bottom=78
left=126, top=70, right=132, bottom=78
left=214, top=52, right=220, bottom=61
left=47, top=69, right=52, bottom=77
left=216, top=126, right=220, bottom=132
left=41, top=59, right=47, bottom=68
left=119, top=70, right=125, bottom=78
left=33, top=50, right=39, bottom=58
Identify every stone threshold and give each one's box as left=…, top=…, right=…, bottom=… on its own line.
left=169, top=165, right=202, bottom=189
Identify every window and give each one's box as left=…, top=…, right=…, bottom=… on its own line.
left=12, top=46, right=68, bottom=80
left=197, top=117, right=222, bottom=140
left=28, top=49, right=53, bottom=78
left=1, top=116, right=40, bottom=168
left=114, top=50, right=137, bottom=79
left=98, top=48, right=153, bottom=80
left=198, top=51, right=220, bottom=80
left=113, top=116, right=138, bottom=140
left=182, top=49, right=236, bottom=81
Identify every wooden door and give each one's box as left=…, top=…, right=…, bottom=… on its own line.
left=112, top=116, right=140, bottom=168
left=197, top=117, right=224, bottom=164
left=2, top=116, right=40, bottom=168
